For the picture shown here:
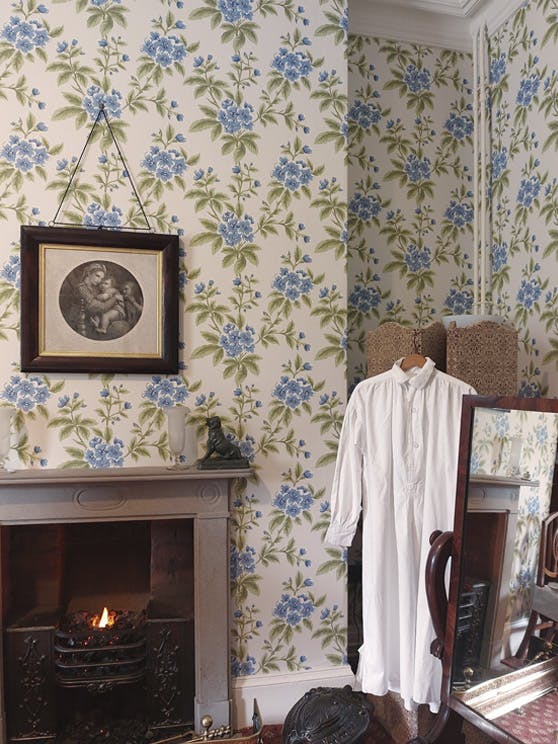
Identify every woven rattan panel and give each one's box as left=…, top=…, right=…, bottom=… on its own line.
left=446, top=320, right=518, bottom=396
left=366, top=321, right=447, bottom=378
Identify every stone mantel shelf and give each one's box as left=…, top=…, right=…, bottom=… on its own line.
left=0, top=465, right=252, bottom=527
left=0, top=465, right=252, bottom=486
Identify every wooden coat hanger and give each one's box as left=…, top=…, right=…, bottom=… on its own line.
left=400, top=330, right=427, bottom=371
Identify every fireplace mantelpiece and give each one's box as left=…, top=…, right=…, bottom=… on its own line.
left=0, top=466, right=248, bottom=742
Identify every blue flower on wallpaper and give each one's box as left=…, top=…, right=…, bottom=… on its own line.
left=272, top=157, right=313, bottom=191
left=403, top=64, right=431, bottom=92
left=219, top=323, right=256, bottom=357
left=272, top=376, right=314, bottom=409
left=404, top=154, right=431, bottom=182
left=230, top=545, right=257, bottom=579
left=272, top=268, right=313, bottom=300
left=469, top=451, right=480, bottom=474
left=404, top=243, right=431, bottom=271
left=271, top=48, right=312, bottom=82
left=218, top=0, right=253, bottom=22
left=444, top=112, right=473, bottom=140
left=348, top=100, right=381, bottom=128
left=218, top=212, right=254, bottom=245
left=0, top=135, right=48, bottom=173
left=517, top=277, right=542, bottom=309
left=492, top=242, right=508, bottom=272
left=517, top=175, right=541, bottom=207
left=273, top=593, right=315, bottom=626
left=231, top=655, right=257, bottom=677
left=445, top=200, right=473, bottom=227
left=513, top=566, right=533, bottom=590
left=526, top=494, right=540, bottom=516
left=495, top=412, right=510, bottom=437
left=2, top=375, right=50, bottom=412
left=218, top=99, right=254, bottom=133
left=141, top=146, right=186, bottom=182
left=84, top=436, right=124, bottom=468
left=492, top=147, right=508, bottom=179
left=516, top=73, right=540, bottom=107
left=348, top=284, right=381, bottom=313
left=82, top=203, right=122, bottom=228
left=273, top=483, right=313, bottom=517
left=1, top=17, right=48, bottom=53
left=82, top=85, right=122, bottom=120
left=142, top=32, right=187, bottom=68
left=238, top=435, right=256, bottom=462
left=490, top=53, right=506, bottom=84
left=143, top=376, right=188, bottom=407
left=91, top=0, right=121, bottom=6
left=348, top=192, right=381, bottom=220
left=0, top=255, right=20, bottom=288
left=444, top=288, right=473, bottom=315
left=535, top=424, right=548, bottom=445
left=340, top=7, right=348, bottom=33
left=518, top=380, right=542, bottom=398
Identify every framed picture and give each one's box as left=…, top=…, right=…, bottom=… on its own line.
left=20, top=225, right=179, bottom=374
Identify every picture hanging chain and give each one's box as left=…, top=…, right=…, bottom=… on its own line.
left=51, top=103, right=152, bottom=232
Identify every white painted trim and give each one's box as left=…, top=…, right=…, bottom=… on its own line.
left=350, top=0, right=526, bottom=50
left=232, top=665, right=356, bottom=728
left=349, top=0, right=472, bottom=51
left=472, top=0, right=526, bottom=35
left=369, top=0, right=483, bottom=16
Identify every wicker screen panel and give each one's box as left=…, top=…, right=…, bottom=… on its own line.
left=446, top=320, right=518, bottom=396
left=366, top=321, right=447, bottom=378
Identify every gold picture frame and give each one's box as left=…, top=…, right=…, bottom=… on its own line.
left=20, top=225, right=179, bottom=374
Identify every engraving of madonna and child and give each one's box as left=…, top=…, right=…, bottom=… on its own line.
left=59, top=260, right=144, bottom=341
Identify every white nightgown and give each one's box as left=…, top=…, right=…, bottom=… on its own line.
left=325, top=357, right=475, bottom=711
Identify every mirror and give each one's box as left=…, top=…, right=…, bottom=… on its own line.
left=433, top=395, right=558, bottom=744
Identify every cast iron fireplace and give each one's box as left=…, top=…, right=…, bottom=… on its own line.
left=0, top=467, right=245, bottom=744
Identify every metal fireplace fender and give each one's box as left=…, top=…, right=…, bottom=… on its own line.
left=0, top=466, right=250, bottom=741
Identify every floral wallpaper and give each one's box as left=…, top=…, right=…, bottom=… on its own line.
left=347, top=35, right=474, bottom=386
left=0, top=0, right=349, bottom=684
left=489, top=0, right=558, bottom=399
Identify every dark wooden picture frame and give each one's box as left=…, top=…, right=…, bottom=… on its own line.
left=20, top=225, right=179, bottom=374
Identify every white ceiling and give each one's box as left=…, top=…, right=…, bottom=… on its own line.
left=349, top=0, right=524, bottom=50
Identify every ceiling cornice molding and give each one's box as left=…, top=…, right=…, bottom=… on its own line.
left=349, top=0, right=526, bottom=51
left=349, top=0, right=472, bottom=51
left=472, top=0, right=525, bottom=35
left=376, top=0, right=483, bottom=16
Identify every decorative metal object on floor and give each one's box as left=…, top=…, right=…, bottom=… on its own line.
left=152, top=699, right=263, bottom=743
left=282, top=685, right=373, bottom=744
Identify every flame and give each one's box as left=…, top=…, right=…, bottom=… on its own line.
left=91, top=606, right=115, bottom=629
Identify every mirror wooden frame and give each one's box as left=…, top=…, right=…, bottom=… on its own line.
left=412, top=394, right=558, bottom=744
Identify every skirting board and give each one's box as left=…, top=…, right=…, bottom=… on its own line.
left=232, top=664, right=356, bottom=727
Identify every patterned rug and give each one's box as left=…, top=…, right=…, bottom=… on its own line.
left=494, top=690, right=558, bottom=744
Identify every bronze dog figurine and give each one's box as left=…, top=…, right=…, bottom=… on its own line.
left=198, top=416, right=243, bottom=465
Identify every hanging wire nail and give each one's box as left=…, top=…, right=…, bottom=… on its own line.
left=51, top=103, right=152, bottom=232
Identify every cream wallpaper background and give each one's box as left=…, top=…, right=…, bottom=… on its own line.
left=1, top=0, right=558, bottom=700
left=0, top=0, right=349, bottom=685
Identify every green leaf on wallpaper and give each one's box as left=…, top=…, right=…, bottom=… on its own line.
left=542, top=120, right=558, bottom=152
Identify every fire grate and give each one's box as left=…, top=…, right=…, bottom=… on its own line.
left=54, top=609, right=146, bottom=690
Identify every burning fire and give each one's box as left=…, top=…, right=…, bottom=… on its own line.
left=91, top=606, right=116, bottom=629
